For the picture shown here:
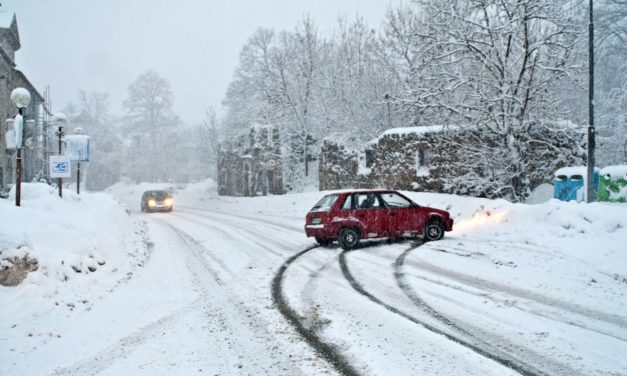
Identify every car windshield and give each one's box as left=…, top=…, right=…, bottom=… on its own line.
left=379, top=192, right=413, bottom=208
left=310, top=194, right=339, bottom=211
left=147, top=191, right=170, bottom=200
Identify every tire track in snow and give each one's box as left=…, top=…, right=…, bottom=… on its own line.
left=272, top=246, right=361, bottom=376
left=402, top=250, right=627, bottom=330
left=165, top=220, right=321, bottom=374
left=338, top=247, right=548, bottom=376
left=48, top=300, right=203, bottom=376
left=393, top=247, right=586, bottom=376
left=49, top=220, right=236, bottom=376
left=173, top=210, right=288, bottom=257
left=179, top=205, right=303, bottom=234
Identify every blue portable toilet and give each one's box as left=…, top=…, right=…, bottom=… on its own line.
left=553, top=166, right=600, bottom=202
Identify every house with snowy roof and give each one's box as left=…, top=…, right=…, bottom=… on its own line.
left=0, top=10, right=48, bottom=192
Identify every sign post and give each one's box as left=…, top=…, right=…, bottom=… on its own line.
left=49, top=156, right=71, bottom=180
left=53, top=113, right=67, bottom=198
left=64, top=129, right=89, bottom=194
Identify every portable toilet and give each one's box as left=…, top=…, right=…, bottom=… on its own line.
left=598, top=165, right=627, bottom=203
left=553, top=166, right=600, bottom=202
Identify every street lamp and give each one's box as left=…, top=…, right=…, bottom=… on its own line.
left=54, top=112, right=67, bottom=198
left=10, top=87, right=31, bottom=207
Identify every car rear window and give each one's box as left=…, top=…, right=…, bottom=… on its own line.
left=311, top=194, right=339, bottom=211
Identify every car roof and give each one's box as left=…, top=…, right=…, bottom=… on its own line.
left=143, top=190, right=171, bottom=195
left=328, top=189, right=398, bottom=195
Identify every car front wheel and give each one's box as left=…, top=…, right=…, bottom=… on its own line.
left=424, top=220, right=444, bottom=241
left=339, top=228, right=360, bottom=250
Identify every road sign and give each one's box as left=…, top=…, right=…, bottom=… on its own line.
left=50, top=156, right=71, bottom=178
left=64, top=135, right=90, bottom=162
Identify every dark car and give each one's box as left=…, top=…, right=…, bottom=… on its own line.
left=304, top=189, right=453, bottom=249
left=141, top=190, right=174, bottom=213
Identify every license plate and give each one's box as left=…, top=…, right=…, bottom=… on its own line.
left=312, top=218, right=321, bottom=225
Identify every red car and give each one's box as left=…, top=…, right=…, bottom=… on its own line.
left=304, top=189, right=453, bottom=249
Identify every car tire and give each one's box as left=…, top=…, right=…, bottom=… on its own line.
left=424, top=219, right=444, bottom=241
left=315, top=237, right=333, bottom=246
left=339, top=228, right=360, bottom=250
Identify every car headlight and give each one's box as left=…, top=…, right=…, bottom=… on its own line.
left=148, top=199, right=156, bottom=207
left=164, top=198, right=173, bottom=206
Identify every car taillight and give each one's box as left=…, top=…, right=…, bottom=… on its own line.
left=310, top=215, right=332, bottom=225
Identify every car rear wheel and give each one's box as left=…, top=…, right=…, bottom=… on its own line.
left=339, top=228, right=360, bottom=250
left=315, top=237, right=333, bottom=246
left=424, top=219, right=444, bottom=241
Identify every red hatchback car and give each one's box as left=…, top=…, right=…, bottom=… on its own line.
left=304, top=190, right=453, bottom=249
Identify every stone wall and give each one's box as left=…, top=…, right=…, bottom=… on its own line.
left=318, top=140, right=364, bottom=191
left=319, top=124, right=584, bottom=200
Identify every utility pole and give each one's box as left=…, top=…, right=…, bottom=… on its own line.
left=586, top=0, right=596, bottom=203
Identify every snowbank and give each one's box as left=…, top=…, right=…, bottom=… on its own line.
left=0, top=183, right=146, bottom=291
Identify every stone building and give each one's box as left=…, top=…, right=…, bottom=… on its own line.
left=319, top=126, right=454, bottom=192
left=0, top=11, right=49, bottom=193
left=319, top=124, right=585, bottom=200
left=318, top=139, right=363, bottom=191
left=218, top=125, right=284, bottom=196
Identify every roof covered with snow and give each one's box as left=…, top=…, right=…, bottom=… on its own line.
left=0, top=11, right=15, bottom=29
left=554, top=166, right=600, bottom=178
left=600, top=165, right=627, bottom=180
left=366, top=125, right=457, bottom=147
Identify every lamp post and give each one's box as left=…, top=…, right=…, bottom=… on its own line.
left=54, top=112, right=67, bottom=198
left=10, top=88, right=31, bottom=207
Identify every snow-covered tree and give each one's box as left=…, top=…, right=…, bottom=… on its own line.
left=64, top=91, right=122, bottom=189
left=121, top=70, right=181, bottom=182
left=594, top=0, right=627, bottom=165
left=389, top=0, right=586, bottom=201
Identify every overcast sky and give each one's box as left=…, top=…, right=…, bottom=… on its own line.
left=3, top=0, right=400, bottom=126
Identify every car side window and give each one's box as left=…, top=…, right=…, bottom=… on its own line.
left=355, top=193, right=383, bottom=210
left=380, top=192, right=413, bottom=208
left=342, top=195, right=353, bottom=210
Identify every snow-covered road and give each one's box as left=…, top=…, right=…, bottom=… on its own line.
left=2, top=181, right=626, bottom=375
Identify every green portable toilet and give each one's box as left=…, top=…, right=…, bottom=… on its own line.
left=598, top=165, right=627, bottom=203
